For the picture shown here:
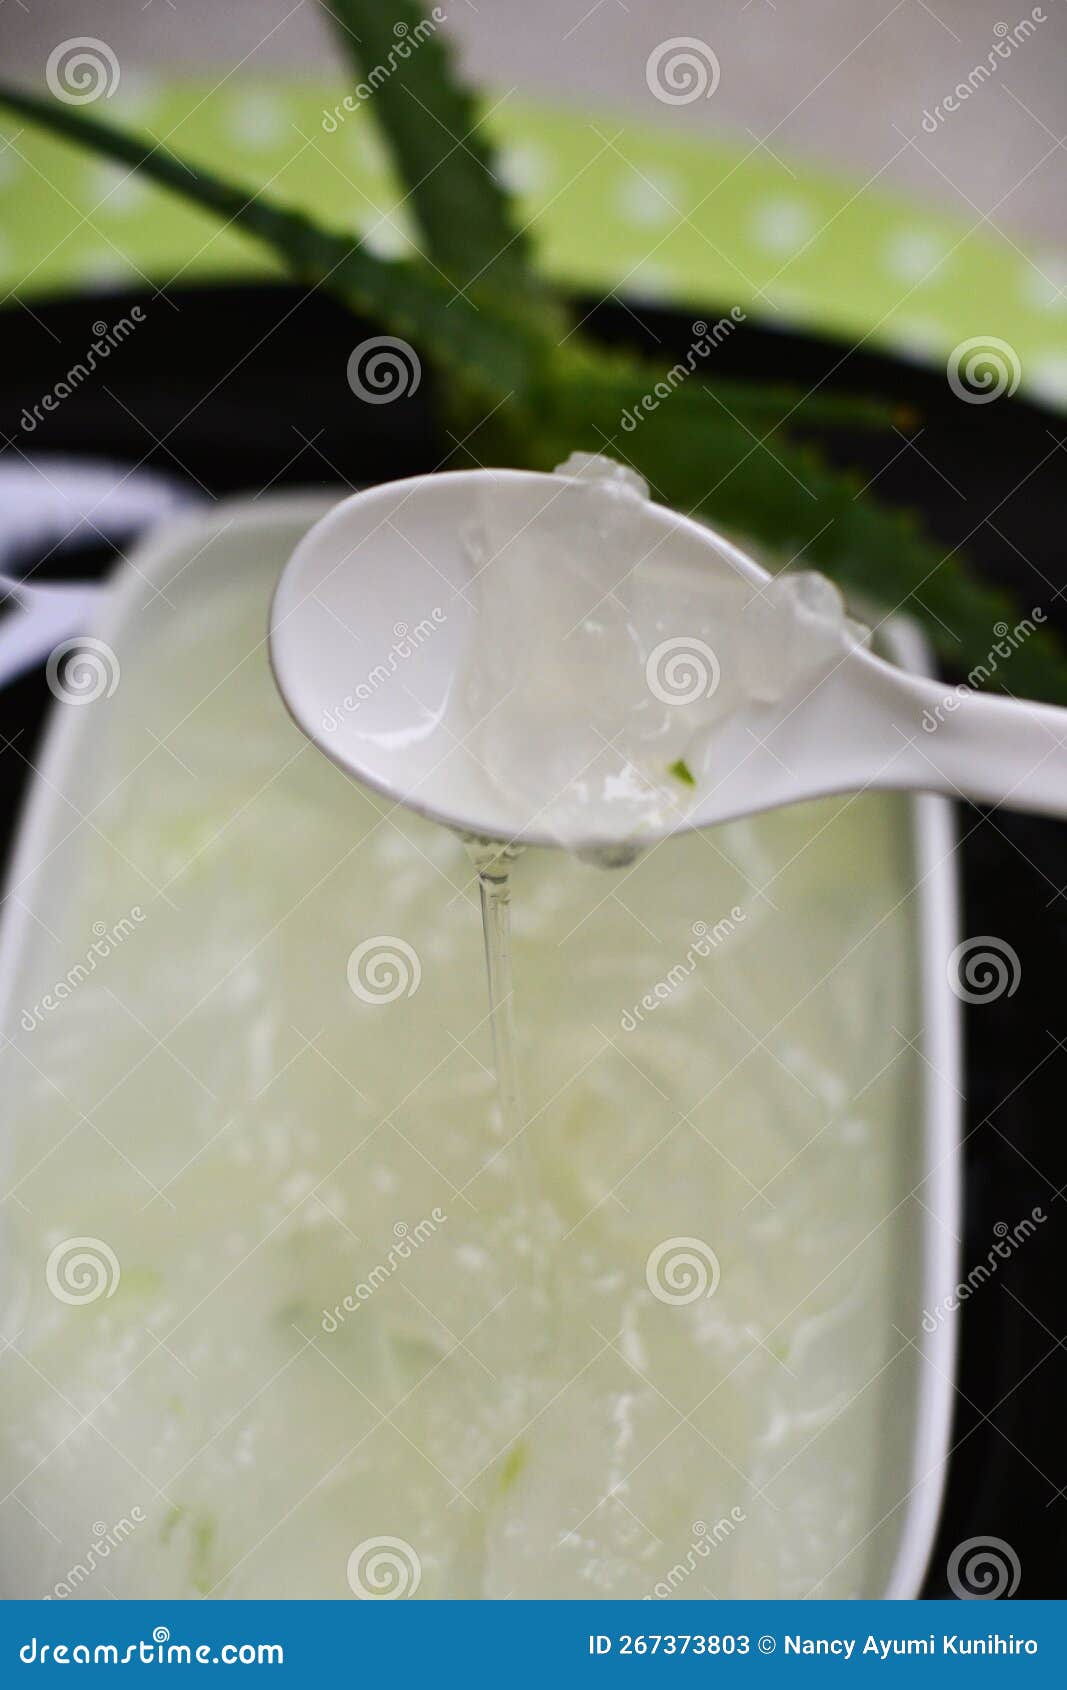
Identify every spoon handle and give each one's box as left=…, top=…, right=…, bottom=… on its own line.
left=894, top=668, right=1067, bottom=818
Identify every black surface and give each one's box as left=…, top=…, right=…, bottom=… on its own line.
left=2, top=282, right=1065, bottom=1597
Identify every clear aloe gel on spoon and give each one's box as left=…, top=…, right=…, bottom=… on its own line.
left=458, top=452, right=867, bottom=855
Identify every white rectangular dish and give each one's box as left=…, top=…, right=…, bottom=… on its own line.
left=0, top=493, right=960, bottom=1600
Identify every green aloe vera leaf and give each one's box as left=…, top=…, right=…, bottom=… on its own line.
left=0, top=83, right=542, bottom=402
left=321, top=0, right=537, bottom=297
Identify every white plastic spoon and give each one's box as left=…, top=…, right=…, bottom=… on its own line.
left=269, top=468, right=1067, bottom=849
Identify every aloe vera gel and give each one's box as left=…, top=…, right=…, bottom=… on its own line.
left=0, top=504, right=916, bottom=1601
left=462, top=454, right=865, bottom=852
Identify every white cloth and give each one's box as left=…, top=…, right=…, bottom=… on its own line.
left=0, top=456, right=197, bottom=688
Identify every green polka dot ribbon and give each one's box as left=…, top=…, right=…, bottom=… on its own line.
left=2, top=80, right=1064, bottom=406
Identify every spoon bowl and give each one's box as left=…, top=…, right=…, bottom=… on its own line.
left=269, top=469, right=1067, bottom=846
